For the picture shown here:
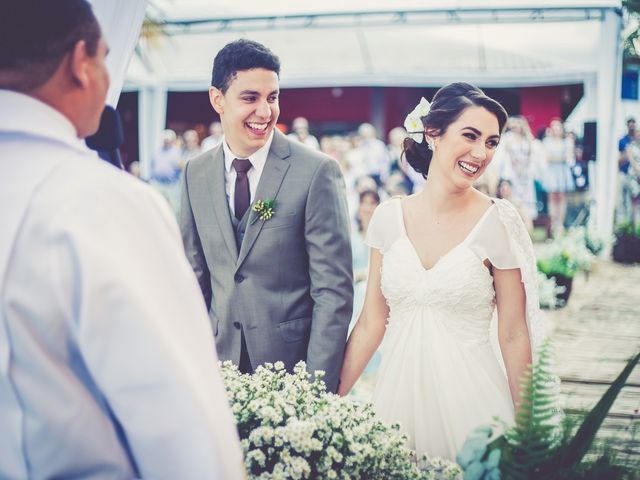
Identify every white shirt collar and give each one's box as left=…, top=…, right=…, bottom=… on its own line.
left=223, top=131, right=274, bottom=174
left=0, top=90, right=84, bottom=151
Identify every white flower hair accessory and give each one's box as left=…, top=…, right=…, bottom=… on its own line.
left=403, top=97, right=431, bottom=143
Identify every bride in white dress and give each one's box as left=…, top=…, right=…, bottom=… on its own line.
left=338, top=83, right=543, bottom=461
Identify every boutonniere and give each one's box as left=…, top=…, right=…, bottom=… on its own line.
left=250, top=199, right=276, bottom=225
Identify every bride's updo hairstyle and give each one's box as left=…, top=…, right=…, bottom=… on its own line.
left=403, top=82, right=508, bottom=178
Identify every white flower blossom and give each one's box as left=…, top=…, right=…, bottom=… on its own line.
left=219, top=360, right=461, bottom=479
left=404, top=97, right=431, bottom=143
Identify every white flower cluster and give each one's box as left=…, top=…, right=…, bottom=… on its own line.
left=537, top=272, right=566, bottom=309
left=220, top=361, right=462, bottom=480
left=537, top=227, right=595, bottom=278
left=569, top=225, right=606, bottom=255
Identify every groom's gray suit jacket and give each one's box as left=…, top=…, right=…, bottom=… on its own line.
left=180, top=130, right=353, bottom=392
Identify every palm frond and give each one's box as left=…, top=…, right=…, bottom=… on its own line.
left=554, top=351, right=640, bottom=471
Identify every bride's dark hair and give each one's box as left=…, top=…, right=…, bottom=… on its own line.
left=402, top=82, right=508, bottom=179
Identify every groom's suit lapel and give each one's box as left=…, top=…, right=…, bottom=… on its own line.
left=206, top=146, right=239, bottom=261
left=236, top=131, right=291, bottom=271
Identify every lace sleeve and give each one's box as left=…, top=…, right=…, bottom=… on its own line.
left=493, top=199, right=548, bottom=359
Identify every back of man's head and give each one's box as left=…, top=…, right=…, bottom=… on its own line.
left=0, top=0, right=100, bottom=92
left=211, top=39, right=280, bottom=94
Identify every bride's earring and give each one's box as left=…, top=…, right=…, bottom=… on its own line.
left=426, top=139, right=435, bottom=151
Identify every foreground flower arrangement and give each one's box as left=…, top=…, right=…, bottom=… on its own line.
left=219, top=361, right=462, bottom=480
left=457, top=343, right=640, bottom=480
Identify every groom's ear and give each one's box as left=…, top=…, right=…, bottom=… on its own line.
left=209, top=87, right=224, bottom=115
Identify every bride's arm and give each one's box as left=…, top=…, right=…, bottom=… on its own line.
left=337, top=248, right=389, bottom=396
left=493, top=267, right=532, bottom=409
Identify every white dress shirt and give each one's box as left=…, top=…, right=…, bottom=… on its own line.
left=222, top=132, right=274, bottom=222
left=0, top=91, right=244, bottom=480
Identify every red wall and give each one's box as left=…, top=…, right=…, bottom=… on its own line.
left=519, top=86, right=563, bottom=137
left=383, top=87, right=438, bottom=134
left=158, top=84, right=579, bottom=143
left=279, top=87, right=372, bottom=124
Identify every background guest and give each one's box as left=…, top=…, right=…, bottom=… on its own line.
left=349, top=189, right=381, bottom=373
left=541, top=118, right=575, bottom=236
left=288, top=116, right=320, bottom=150
left=149, top=128, right=182, bottom=215
left=497, top=178, right=534, bottom=233
left=357, top=122, right=390, bottom=187
left=617, top=117, right=636, bottom=224
left=181, top=128, right=202, bottom=162
left=201, top=121, right=223, bottom=151
left=494, top=116, right=545, bottom=221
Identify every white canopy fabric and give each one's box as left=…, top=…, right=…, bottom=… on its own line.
left=147, top=0, right=619, bottom=21
left=128, top=21, right=600, bottom=90
left=90, top=0, right=147, bottom=106
left=128, top=1, right=619, bottom=90
left=127, top=0, right=624, bottom=242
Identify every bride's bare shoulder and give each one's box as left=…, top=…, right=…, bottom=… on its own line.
left=471, top=188, right=495, bottom=209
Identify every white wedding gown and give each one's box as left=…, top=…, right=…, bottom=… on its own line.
left=365, top=197, right=542, bottom=461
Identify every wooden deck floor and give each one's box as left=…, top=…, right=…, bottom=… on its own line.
left=547, top=260, right=640, bottom=459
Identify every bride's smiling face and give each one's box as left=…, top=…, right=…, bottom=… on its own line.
left=429, top=105, right=501, bottom=187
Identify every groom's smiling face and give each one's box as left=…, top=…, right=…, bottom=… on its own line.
left=209, top=68, right=280, bottom=158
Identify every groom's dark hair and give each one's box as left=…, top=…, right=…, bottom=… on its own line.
left=211, top=39, right=281, bottom=93
left=0, top=0, right=101, bottom=92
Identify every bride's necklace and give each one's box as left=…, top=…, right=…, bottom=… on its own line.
left=426, top=205, right=468, bottom=230
left=430, top=218, right=464, bottom=237
left=413, top=187, right=474, bottom=231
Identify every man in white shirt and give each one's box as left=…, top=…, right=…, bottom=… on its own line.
left=201, top=121, right=224, bottom=151
left=287, top=116, right=320, bottom=150
left=357, top=122, right=390, bottom=187
left=149, top=128, right=183, bottom=214
left=0, top=1, right=244, bottom=479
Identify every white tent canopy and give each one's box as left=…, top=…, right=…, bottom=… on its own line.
left=128, top=1, right=617, bottom=90
left=127, top=0, right=624, bottom=242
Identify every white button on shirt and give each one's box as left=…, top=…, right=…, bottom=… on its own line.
left=223, top=132, right=274, bottom=222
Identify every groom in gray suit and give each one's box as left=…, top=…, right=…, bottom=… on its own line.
left=180, top=39, right=353, bottom=392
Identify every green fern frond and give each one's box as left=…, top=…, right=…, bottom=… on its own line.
left=501, top=340, right=564, bottom=479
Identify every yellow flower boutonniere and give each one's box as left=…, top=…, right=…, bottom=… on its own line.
left=250, top=199, right=276, bottom=225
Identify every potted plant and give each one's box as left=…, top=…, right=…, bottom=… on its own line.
left=536, top=230, right=594, bottom=305
left=612, top=222, right=640, bottom=264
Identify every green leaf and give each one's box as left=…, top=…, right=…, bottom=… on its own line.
left=500, top=340, right=564, bottom=479
left=555, top=351, right=640, bottom=469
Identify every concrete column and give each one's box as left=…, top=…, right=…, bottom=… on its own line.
left=138, top=86, right=168, bottom=179
left=594, top=8, right=623, bottom=245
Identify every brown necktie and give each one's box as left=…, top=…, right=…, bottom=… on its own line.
left=232, top=158, right=252, bottom=220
